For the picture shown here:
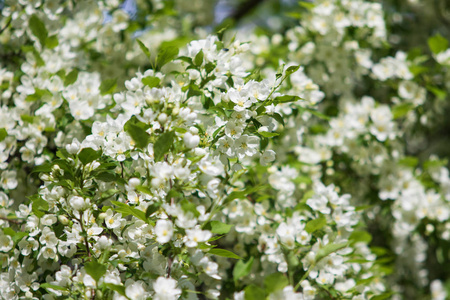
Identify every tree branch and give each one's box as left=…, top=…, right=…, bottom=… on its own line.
left=229, top=0, right=266, bottom=23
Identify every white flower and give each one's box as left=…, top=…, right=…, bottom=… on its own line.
left=218, top=136, right=235, bottom=156
left=277, top=222, right=296, bottom=249
left=316, top=271, right=334, bottom=285
left=154, top=220, right=173, bottom=244
left=260, top=150, right=276, bottom=166
left=199, top=257, right=221, bottom=279
left=235, top=135, right=260, bottom=159
left=105, top=209, right=123, bottom=229
left=0, top=234, right=13, bottom=252
left=18, top=237, right=39, bottom=256
left=436, top=49, right=450, bottom=66
left=41, top=245, right=57, bottom=260
left=39, top=227, right=58, bottom=247
left=66, top=138, right=81, bottom=154
left=184, top=132, right=200, bottom=149
left=1, top=170, right=18, bottom=190
left=199, top=156, right=224, bottom=176
left=306, top=195, right=331, bottom=214
left=225, top=120, right=244, bottom=138
left=125, top=280, right=147, bottom=300
left=185, top=228, right=212, bottom=247
left=69, top=195, right=88, bottom=211
left=153, top=277, right=181, bottom=300
left=431, top=280, right=447, bottom=300
left=96, top=236, right=112, bottom=250
left=369, top=105, right=395, bottom=141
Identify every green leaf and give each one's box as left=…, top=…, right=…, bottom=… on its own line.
left=78, top=148, right=101, bottom=165
left=145, top=202, right=160, bottom=218
left=273, top=95, right=301, bottom=104
left=233, top=257, right=254, bottom=281
left=226, top=185, right=266, bottom=203
left=188, top=155, right=205, bottom=165
left=292, top=176, right=313, bottom=185
left=142, top=76, right=160, bottom=88
left=398, top=156, right=419, bottom=168
left=45, top=35, right=58, bottom=49
left=349, top=231, right=372, bottom=245
left=285, top=65, right=300, bottom=75
left=105, top=284, right=126, bottom=297
left=111, top=201, right=147, bottom=223
left=29, top=14, right=48, bottom=46
left=64, top=69, right=79, bottom=86
left=194, top=50, right=204, bottom=66
left=428, top=34, right=449, bottom=54
left=0, top=128, right=8, bottom=142
left=180, top=199, right=200, bottom=217
left=2, top=227, right=15, bottom=236
left=40, top=283, right=69, bottom=292
left=84, top=261, right=107, bottom=283
left=244, top=284, right=265, bottom=300
left=315, top=242, right=348, bottom=263
left=187, top=84, right=203, bottom=99
left=259, top=131, right=279, bottom=138
left=3, top=228, right=27, bottom=243
left=157, top=45, right=179, bottom=68
left=370, top=246, right=389, bottom=256
left=409, top=65, right=428, bottom=76
left=427, top=85, right=447, bottom=100
left=215, top=19, right=235, bottom=40
left=209, top=221, right=232, bottom=235
left=95, top=172, right=121, bottom=183
left=304, top=108, right=330, bottom=121
left=208, top=235, right=225, bottom=242
left=355, top=204, right=374, bottom=211
left=371, top=292, right=396, bottom=300
left=271, top=113, right=285, bottom=127
left=25, top=88, right=52, bottom=102
left=124, top=115, right=151, bottom=149
left=154, top=131, right=175, bottom=161
left=209, top=248, right=242, bottom=259
left=29, top=195, right=49, bottom=218
left=392, top=103, right=414, bottom=119
left=100, top=78, right=117, bottom=95
left=177, top=56, right=193, bottom=64
left=137, top=39, right=151, bottom=58
left=299, top=1, right=315, bottom=10
left=136, top=185, right=152, bottom=195
left=264, top=273, right=289, bottom=294
left=205, top=62, right=216, bottom=73
left=305, top=215, right=326, bottom=233
left=31, top=162, right=53, bottom=174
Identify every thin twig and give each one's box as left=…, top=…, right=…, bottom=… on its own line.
left=0, top=216, right=23, bottom=224
left=0, top=18, right=12, bottom=35
left=230, top=0, right=266, bottom=23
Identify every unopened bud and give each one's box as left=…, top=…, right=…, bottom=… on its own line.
left=158, top=113, right=168, bottom=124
left=58, top=215, right=69, bottom=225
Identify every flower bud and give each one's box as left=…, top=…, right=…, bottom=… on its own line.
left=58, top=215, right=69, bottom=225
left=184, top=132, right=200, bottom=149
left=158, top=113, right=168, bottom=124
left=69, top=195, right=86, bottom=211
left=66, top=139, right=80, bottom=154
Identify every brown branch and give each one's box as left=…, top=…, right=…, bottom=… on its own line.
left=434, top=0, right=450, bottom=27
left=167, top=255, right=173, bottom=278
left=0, top=216, right=23, bottom=224
left=0, top=18, right=12, bottom=35
left=229, top=0, right=266, bottom=23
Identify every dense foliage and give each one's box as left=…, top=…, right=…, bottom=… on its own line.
left=0, top=0, right=449, bottom=299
